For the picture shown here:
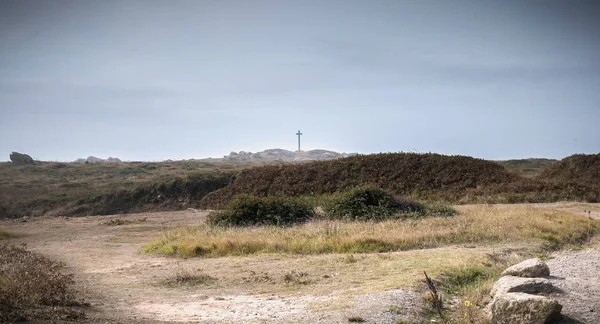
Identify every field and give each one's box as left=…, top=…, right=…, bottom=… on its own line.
left=1, top=203, right=599, bottom=323
left=2, top=153, right=600, bottom=322
left=0, top=160, right=278, bottom=218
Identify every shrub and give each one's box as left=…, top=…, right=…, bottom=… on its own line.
left=161, top=268, right=216, bottom=287
left=206, top=194, right=316, bottom=227
left=324, top=186, right=425, bottom=221
left=0, top=245, right=86, bottom=322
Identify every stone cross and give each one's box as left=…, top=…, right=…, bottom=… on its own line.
left=296, top=130, right=303, bottom=151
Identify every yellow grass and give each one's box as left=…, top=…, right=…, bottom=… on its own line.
left=143, top=205, right=598, bottom=258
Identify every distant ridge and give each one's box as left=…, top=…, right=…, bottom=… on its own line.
left=221, top=148, right=357, bottom=162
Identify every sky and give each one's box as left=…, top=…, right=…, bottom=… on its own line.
left=1, top=0, right=599, bottom=162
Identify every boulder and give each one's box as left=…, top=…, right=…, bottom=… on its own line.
left=490, top=292, right=562, bottom=324
left=9, top=152, right=34, bottom=165
left=501, top=258, right=550, bottom=278
left=86, top=156, right=104, bottom=163
left=490, top=276, right=560, bottom=296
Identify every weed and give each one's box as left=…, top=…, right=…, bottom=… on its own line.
left=344, top=254, right=358, bottom=263
left=388, top=305, right=404, bottom=314
left=161, top=268, right=216, bottom=288
left=283, top=270, right=311, bottom=285
left=103, top=218, right=134, bottom=226
left=424, top=271, right=444, bottom=319
left=348, top=316, right=366, bottom=322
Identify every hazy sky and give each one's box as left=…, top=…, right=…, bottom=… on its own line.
left=1, top=0, right=599, bottom=161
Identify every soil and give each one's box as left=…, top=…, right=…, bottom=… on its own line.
left=1, top=203, right=598, bottom=323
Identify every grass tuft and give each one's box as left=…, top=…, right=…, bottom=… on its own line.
left=161, top=268, right=217, bottom=288
left=347, top=316, right=366, bottom=322
left=103, top=218, right=134, bottom=226
left=143, top=205, right=598, bottom=258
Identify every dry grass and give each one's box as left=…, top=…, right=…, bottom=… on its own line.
left=160, top=267, right=217, bottom=288
left=144, top=247, right=503, bottom=300
left=103, top=217, right=147, bottom=226
left=0, top=244, right=87, bottom=322
left=143, top=205, right=598, bottom=258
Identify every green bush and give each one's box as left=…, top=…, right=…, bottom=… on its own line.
left=206, top=195, right=316, bottom=227
left=324, top=186, right=425, bottom=221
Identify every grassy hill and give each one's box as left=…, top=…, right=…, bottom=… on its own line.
left=0, top=160, right=271, bottom=218
left=199, top=153, right=516, bottom=208
left=537, top=153, right=600, bottom=186
left=1, top=153, right=599, bottom=218
left=495, top=158, right=557, bottom=177
left=199, top=153, right=600, bottom=208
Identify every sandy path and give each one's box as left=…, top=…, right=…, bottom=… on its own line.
left=0, top=211, right=421, bottom=323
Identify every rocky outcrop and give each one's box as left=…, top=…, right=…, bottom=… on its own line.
left=9, top=152, right=34, bottom=165
left=487, top=258, right=562, bottom=324
left=222, top=149, right=357, bottom=162
left=500, top=258, right=550, bottom=278
left=74, top=156, right=122, bottom=164
left=490, top=276, right=560, bottom=296
left=490, top=293, right=562, bottom=324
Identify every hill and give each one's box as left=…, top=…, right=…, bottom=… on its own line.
left=200, top=153, right=598, bottom=208
left=495, top=158, right=557, bottom=177
left=2, top=152, right=599, bottom=218
left=537, top=154, right=600, bottom=187
left=0, top=160, right=269, bottom=218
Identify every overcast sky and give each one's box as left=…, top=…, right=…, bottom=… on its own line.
left=1, top=0, right=599, bottom=161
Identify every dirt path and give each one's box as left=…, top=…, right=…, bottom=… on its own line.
left=0, top=211, right=422, bottom=323
left=1, top=203, right=599, bottom=323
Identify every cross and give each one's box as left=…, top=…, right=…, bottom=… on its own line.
left=296, top=130, right=303, bottom=152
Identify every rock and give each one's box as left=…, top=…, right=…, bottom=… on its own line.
left=490, top=276, right=560, bottom=296
left=222, top=148, right=358, bottom=162
left=490, top=292, right=562, bottom=324
left=501, top=258, right=550, bottom=278
left=86, top=156, right=104, bottom=163
left=9, top=152, right=34, bottom=165
left=74, top=156, right=122, bottom=163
